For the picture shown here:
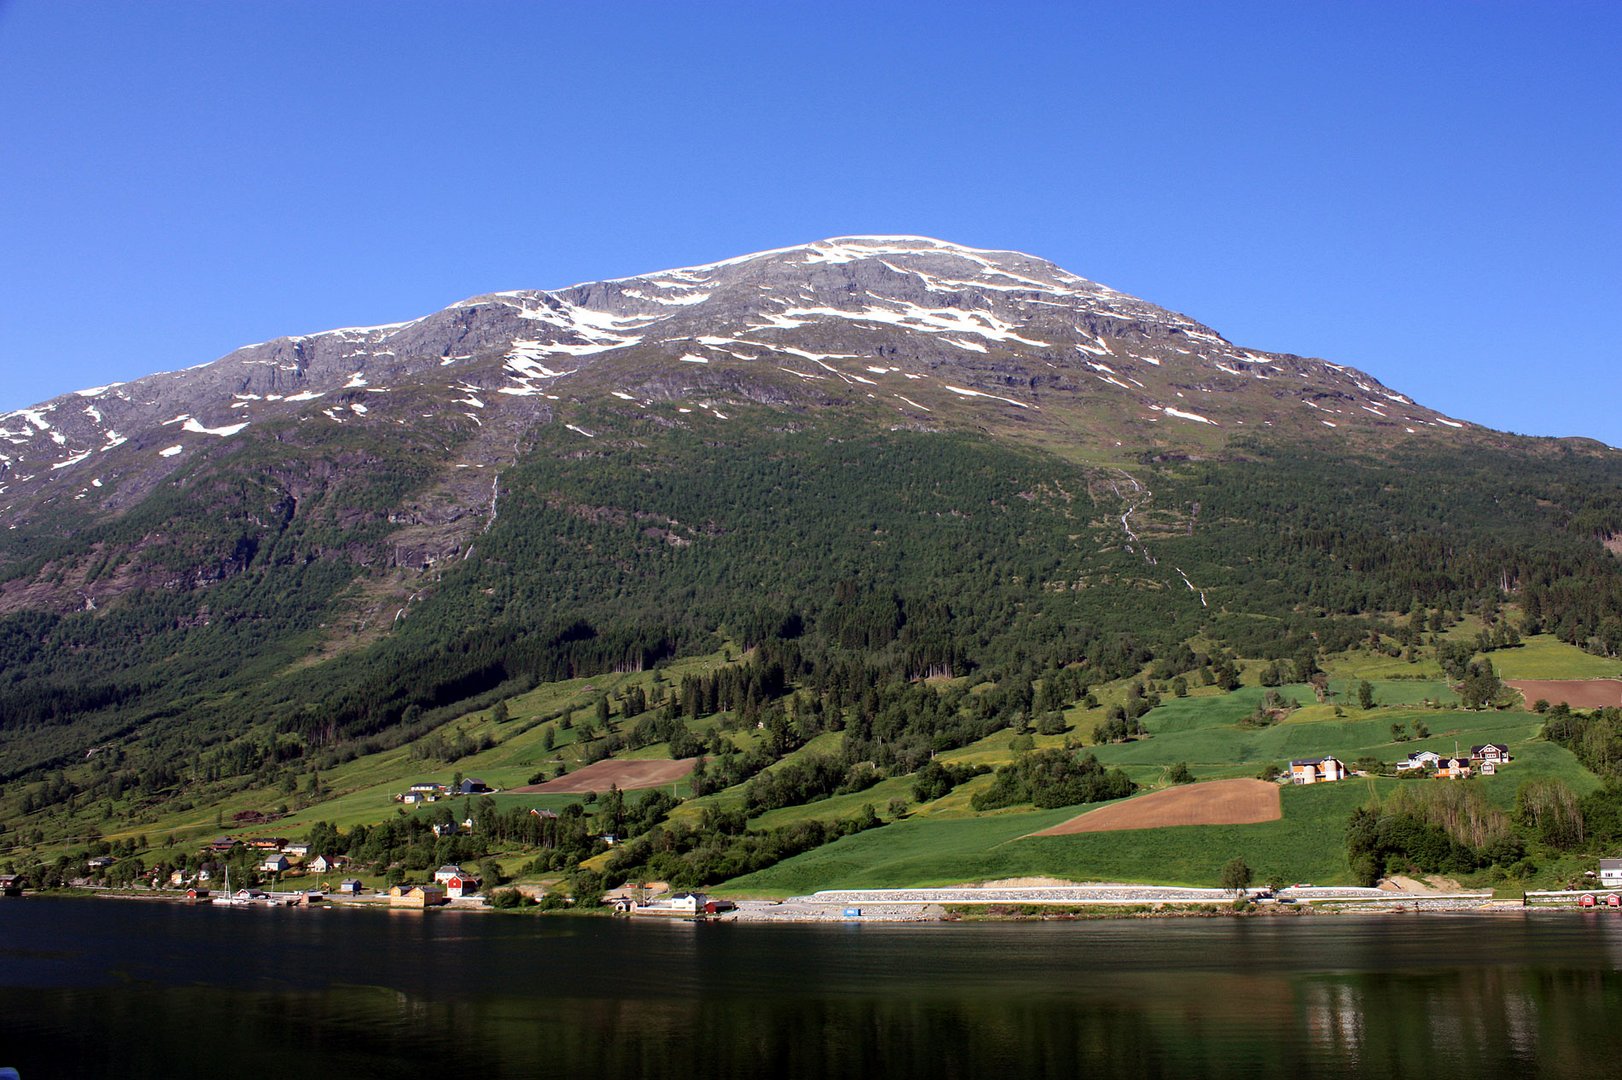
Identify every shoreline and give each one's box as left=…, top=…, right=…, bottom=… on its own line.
left=717, top=884, right=1514, bottom=922
left=11, top=881, right=1577, bottom=922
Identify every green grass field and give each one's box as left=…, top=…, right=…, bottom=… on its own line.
left=721, top=674, right=1594, bottom=896
left=1323, top=644, right=1445, bottom=681
left=1090, top=698, right=1539, bottom=784
left=1483, top=636, right=1622, bottom=680
left=78, top=633, right=1615, bottom=898
left=722, top=779, right=1387, bottom=896
left=107, top=649, right=743, bottom=845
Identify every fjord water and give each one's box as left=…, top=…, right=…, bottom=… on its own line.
left=4, top=898, right=1622, bottom=1078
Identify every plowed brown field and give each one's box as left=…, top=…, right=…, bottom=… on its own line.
left=1031, top=778, right=1282, bottom=836
left=1507, top=679, right=1622, bottom=709
left=511, top=757, right=697, bottom=794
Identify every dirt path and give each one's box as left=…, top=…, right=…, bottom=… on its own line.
left=1030, top=778, right=1282, bottom=836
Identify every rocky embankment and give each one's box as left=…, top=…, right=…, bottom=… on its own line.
left=726, top=884, right=1501, bottom=922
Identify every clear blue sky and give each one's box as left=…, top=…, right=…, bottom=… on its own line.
left=3, top=1, right=1618, bottom=443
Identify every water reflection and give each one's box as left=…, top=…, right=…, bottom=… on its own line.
left=6, top=901, right=1622, bottom=1078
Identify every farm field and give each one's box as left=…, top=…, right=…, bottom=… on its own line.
left=1081, top=686, right=1539, bottom=789
left=722, top=673, right=1601, bottom=896
left=722, top=779, right=1387, bottom=897
left=80, top=635, right=1615, bottom=900
left=101, top=650, right=739, bottom=846
left=1506, top=679, right=1622, bottom=710
left=1032, top=778, right=1281, bottom=836
left=1482, top=636, right=1622, bottom=680
left=513, top=757, right=697, bottom=794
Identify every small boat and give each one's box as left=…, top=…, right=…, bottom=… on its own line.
left=212, top=866, right=250, bottom=906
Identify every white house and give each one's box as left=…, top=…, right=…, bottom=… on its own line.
left=1601, top=859, right=1622, bottom=888
left=632, top=892, right=708, bottom=916
left=1290, top=757, right=1349, bottom=784
left=260, top=854, right=291, bottom=873
left=1396, top=750, right=1443, bottom=771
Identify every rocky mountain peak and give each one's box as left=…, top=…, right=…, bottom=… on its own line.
left=1, top=236, right=1473, bottom=527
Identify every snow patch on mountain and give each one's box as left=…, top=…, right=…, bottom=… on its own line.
left=623, top=288, right=711, bottom=307
left=784, top=302, right=1049, bottom=347
left=73, top=383, right=124, bottom=398
left=943, top=385, right=1032, bottom=409
left=182, top=418, right=249, bottom=437
left=51, top=450, right=93, bottom=470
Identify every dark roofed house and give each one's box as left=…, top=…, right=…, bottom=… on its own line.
left=338, top=878, right=364, bottom=895
left=457, top=778, right=492, bottom=795
left=1471, top=744, right=1511, bottom=765
left=1434, top=756, right=1472, bottom=779
left=0, top=874, right=24, bottom=896
left=1396, top=750, right=1442, bottom=771
left=389, top=883, right=447, bottom=908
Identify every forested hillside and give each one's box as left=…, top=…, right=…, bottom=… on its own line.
left=3, top=237, right=1622, bottom=896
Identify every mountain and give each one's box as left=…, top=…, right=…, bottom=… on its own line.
left=2, top=236, right=1472, bottom=529
left=0, top=235, right=1508, bottom=621
left=3, top=236, right=1621, bottom=888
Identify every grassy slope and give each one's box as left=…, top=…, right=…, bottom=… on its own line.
left=1486, top=636, right=1622, bottom=680
left=723, top=780, right=1378, bottom=897
left=100, top=650, right=738, bottom=844
left=721, top=674, right=1595, bottom=897
left=67, top=635, right=1611, bottom=898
